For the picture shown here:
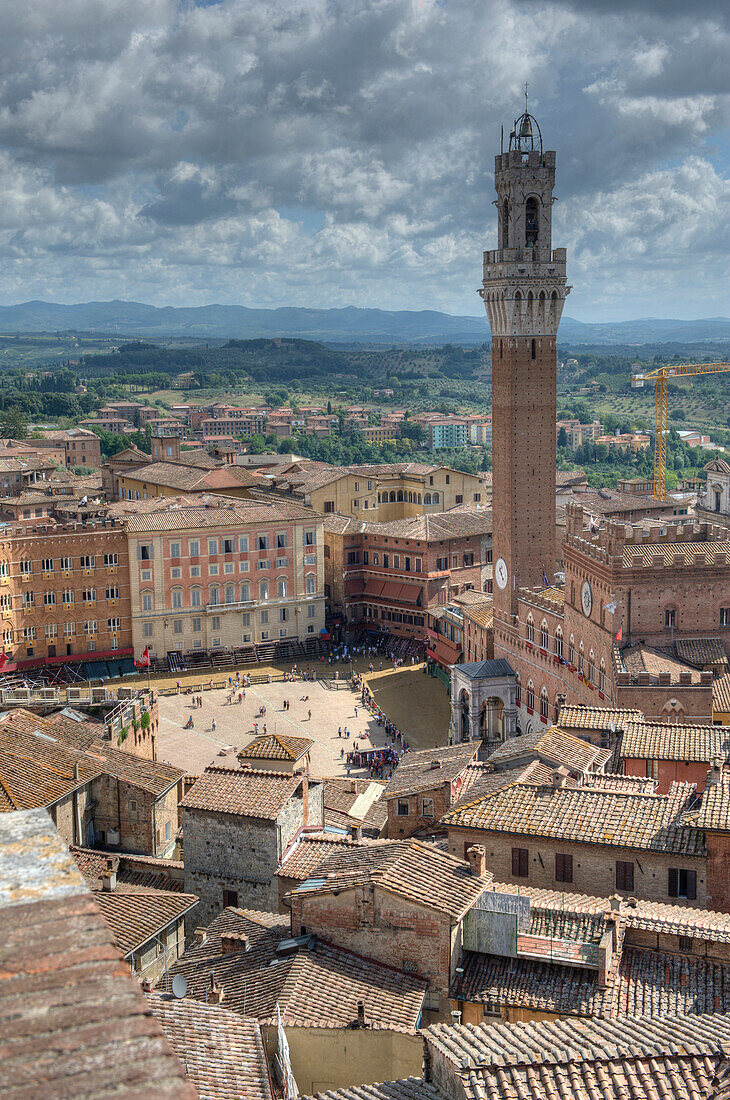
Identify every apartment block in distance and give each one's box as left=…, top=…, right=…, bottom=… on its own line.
left=0, top=519, right=132, bottom=670
left=122, top=496, right=325, bottom=660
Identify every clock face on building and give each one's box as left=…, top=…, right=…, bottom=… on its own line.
left=581, top=580, right=593, bottom=618
left=495, top=557, right=508, bottom=590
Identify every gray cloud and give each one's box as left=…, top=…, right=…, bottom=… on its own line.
left=0, top=0, right=725, bottom=319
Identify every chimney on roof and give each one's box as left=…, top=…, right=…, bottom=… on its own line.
left=194, top=927, right=207, bottom=945
left=349, top=823, right=363, bottom=841
left=357, top=1000, right=366, bottom=1028
left=429, top=759, right=443, bottom=770
left=207, top=977, right=224, bottom=1005
left=466, top=845, right=487, bottom=878
left=101, top=869, right=116, bottom=892
left=707, top=757, right=724, bottom=788
left=451, top=1010, right=462, bottom=1025
left=552, top=766, right=570, bottom=790
left=220, top=932, right=249, bottom=955
left=73, top=762, right=80, bottom=781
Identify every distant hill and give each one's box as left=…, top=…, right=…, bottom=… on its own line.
left=0, top=299, right=728, bottom=346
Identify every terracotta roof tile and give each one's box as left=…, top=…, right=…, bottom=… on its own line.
left=0, top=709, right=184, bottom=798
left=0, top=808, right=195, bottom=1100
left=682, top=776, right=730, bottom=832
left=442, top=778, right=704, bottom=856
left=558, top=705, right=644, bottom=733
left=385, top=743, right=479, bottom=798
left=321, top=778, right=388, bottom=834
left=619, top=720, right=730, bottom=763
left=159, top=907, right=425, bottom=1030
left=425, top=1013, right=730, bottom=1100
left=624, top=541, right=730, bottom=567
left=302, top=1081, right=441, bottom=1100
left=620, top=644, right=701, bottom=683
left=123, top=495, right=318, bottom=531
left=238, top=732, right=313, bottom=762
left=180, top=765, right=303, bottom=820
left=486, top=726, right=608, bottom=774
left=93, top=889, right=198, bottom=957
left=0, top=720, right=103, bottom=812
left=147, top=995, right=273, bottom=1100
left=675, top=637, right=728, bottom=668
left=277, top=831, right=384, bottom=882
left=714, top=674, right=730, bottom=715
left=70, top=846, right=185, bottom=892
left=293, top=839, right=492, bottom=919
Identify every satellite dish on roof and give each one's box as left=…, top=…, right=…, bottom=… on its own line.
left=172, top=974, right=188, bottom=999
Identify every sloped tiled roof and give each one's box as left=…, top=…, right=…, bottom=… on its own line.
left=442, top=779, right=704, bottom=856
left=426, top=1013, right=730, bottom=1100
left=293, top=839, right=492, bottom=919
left=277, top=832, right=384, bottom=882
left=675, top=637, right=728, bottom=668
left=623, top=541, right=730, bottom=567
left=427, top=1012, right=730, bottom=1072
left=682, top=777, right=730, bottom=833
left=451, top=762, right=567, bottom=809
left=302, top=1082, right=441, bottom=1100
left=238, top=732, right=313, bottom=762
left=93, top=889, right=198, bottom=957
left=621, top=644, right=701, bottom=683
left=0, top=720, right=103, bottom=812
left=159, top=907, right=426, bottom=1030
left=486, top=726, right=608, bottom=774
left=322, top=777, right=388, bottom=834
left=485, top=880, right=730, bottom=943
left=180, top=764, right=302, bottom=819
left=385, top=743, right=478, bottom=798
left=714, top=674, right=730, bottom=715
left=0, top=808, right=195, bottom=1100
left=147, top=995, right=273, bottom=1100
left=1, top=709, right=184, bottom=798
left=70, top=846, right=185, bottom=893
left=620, top=720, right=730, bottom=763
left=123, top=495, right=317, bottom=531
left=558, top=704, right=643, bottom=733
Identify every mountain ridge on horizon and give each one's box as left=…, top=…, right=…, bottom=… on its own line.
left=0, top=299, right=729, bottom=346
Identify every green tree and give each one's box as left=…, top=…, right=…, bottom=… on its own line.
left=1, top=406, right=28, bottom=439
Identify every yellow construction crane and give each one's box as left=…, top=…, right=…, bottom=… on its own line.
left=633, top=361, right=730, bottom=500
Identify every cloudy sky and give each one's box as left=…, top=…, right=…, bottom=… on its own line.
left=0, top=0, right=728, bottom=320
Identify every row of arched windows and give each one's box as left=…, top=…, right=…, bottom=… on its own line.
left=376, top=490, right=440, bottom=505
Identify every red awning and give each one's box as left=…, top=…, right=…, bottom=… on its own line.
left=395, top=583, right=422, bottom=605
left=364, top=579, right=387, bottom=598
left=380, top=581, right=402, bottom=600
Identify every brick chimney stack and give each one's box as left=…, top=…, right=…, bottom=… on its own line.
left=466, top=845, right=487, bottom=878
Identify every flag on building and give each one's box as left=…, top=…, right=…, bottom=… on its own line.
left=135, top=646, right=151, bottom=669
left=615, top=624, right=623, bottom=643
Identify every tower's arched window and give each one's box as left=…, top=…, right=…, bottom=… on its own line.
left=501, top=200, right=509, bottom=250
left=525, top=196, right=539, bottom=247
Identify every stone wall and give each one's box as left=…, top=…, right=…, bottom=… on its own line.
left=445, top=826, right=709, bottom=909
left=290, top=884, right=455, bottom=1009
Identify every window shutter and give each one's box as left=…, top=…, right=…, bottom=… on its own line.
left=686, top=870, right=697, bottom=901
left=668, top=868, right=678, bottom=897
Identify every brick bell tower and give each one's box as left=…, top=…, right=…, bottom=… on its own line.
left=479, top=99, right=569, bottom=650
